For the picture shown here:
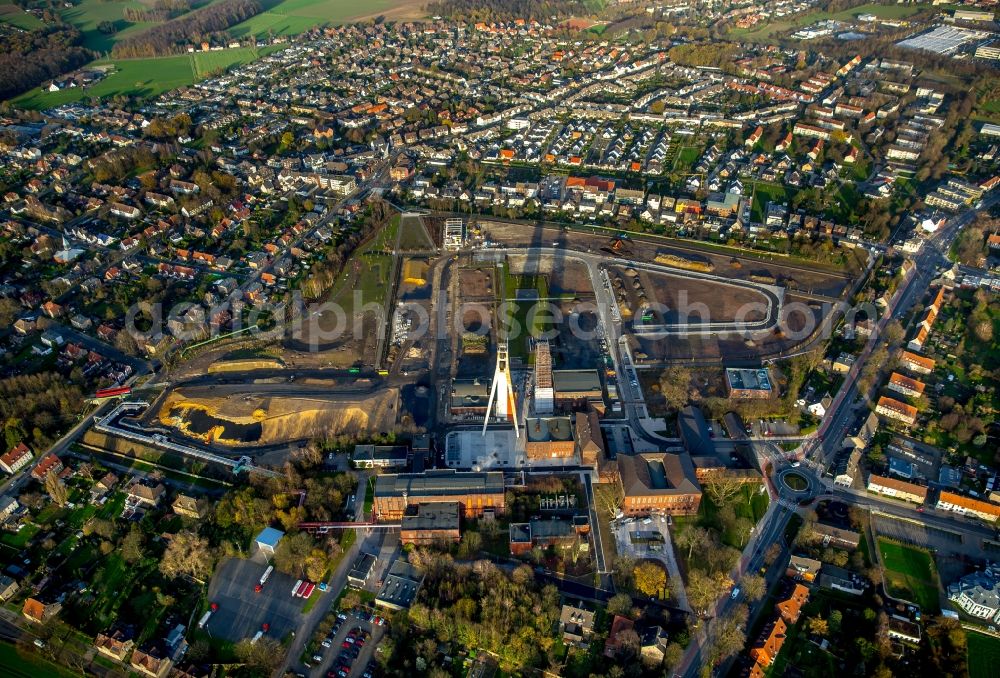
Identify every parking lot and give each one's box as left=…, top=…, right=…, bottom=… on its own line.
left=206, top=555, right=309, bottom=643
left=610, top=515, right=690, bottom=612
left=309, top=607, right=386, bottom=678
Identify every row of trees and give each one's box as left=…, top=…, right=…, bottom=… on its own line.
left=111, top=0, right=261, bottom=58
left=0, top=23, right=92, bottom=100
left=426, top=0, right=597, bottom=22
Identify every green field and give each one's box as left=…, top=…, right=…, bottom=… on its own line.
left=750, top=181, right=792, bottom=223
left=14, top=46, right=275, bottom=109
left=0, top=641, right=81, bottom=678
left=230, top=0, right=417, bottom=37
left=878, top=538, right=941, bottom=612
left=0, top=3, right=43, bottom=29
left=731, top=2, right=925, bottom=42
left=57, top=0, right=155, bottom=53
left=968, top=631, right=1000, bottom=678
left=397, top=213, right=435, bottom=250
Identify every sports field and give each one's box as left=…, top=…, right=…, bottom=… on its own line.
left=878, top=538, right=940, bottom=612
left=968, top=631, right=1000, bottom=678
left=14, top=46, right=275, bottom=109
left=0, top=2, right=43, bottom=29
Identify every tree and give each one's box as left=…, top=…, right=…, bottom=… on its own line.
left=607, top=592, right=633, bottom=617
left=273, top=531, right=315, bottom=578
left=234, top=637, right=283, bottom=671
left=675, top=526, right=712, bottom=560
left=160, top=530, right=215, bottom=582
left=44, top=470, right=68, bottom=507
left=121, top=524, right=145, bottom=563
left=634, top=561, right=668, bottom=598
left=829, top=609, right=843, bottom=633
left=707, top=613, right=747, bottom=663
left=807, top=615, right=829, bottom=636
left=764, top=543, right=781, bottom=566
left=658, top=366, right=692, bottom=411
left=741, top=573, right=766, bottom=602
left=701, top=472, right=745, bottom=507
left=687, top=570, right=732, bottom=615
left=596, top=478, right=625, bottom=517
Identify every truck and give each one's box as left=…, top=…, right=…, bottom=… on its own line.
left=259, top=565, right=273, bottom=586
left=198, top=602, right=219, bottom=629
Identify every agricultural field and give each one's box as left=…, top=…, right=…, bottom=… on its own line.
left=229, top=0, right=424, bottom=37
left=58, top=0, right=156, bottom=53
left=877, top=538, right=941, bottom=612
left=968, top=631, right=1000, bottom=678
left=0, top=2, right=42, bottom=29
left=14, top=46, right=277, bottom=109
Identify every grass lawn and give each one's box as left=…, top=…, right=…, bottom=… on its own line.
left=14, top=46, right=278, bottom=110
left=193, top=46, right=268, bottom=76
left=363, top=475, right=375, bottom=515
left=1, top=523, right=40, bottom=548
left=0, top=641, right=80, bottom=678
left=878, top=538, right=940, bottom=613
left=750, top=181, right=792, bottom=223
left=0, top=3, right=42, bottom=29
left=397, top=213, right=434, bottom=250
left=968, top=631, right=1000, bottom=678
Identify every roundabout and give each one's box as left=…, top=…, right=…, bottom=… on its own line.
left=776, top=466, right=819, bottom=501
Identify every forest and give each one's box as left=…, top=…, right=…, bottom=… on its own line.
left=0, top=24, right=92, bottom=101
left=122, top=0, right=194, bottom=24
left=111, top=0, right=262, bottom=58
left=0, top=372, right=86, bottom=451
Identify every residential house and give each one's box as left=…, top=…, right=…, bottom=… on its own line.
left=23, top=597, right=61, bottom=623
left=866, top=475, right=927, bottom=504
left=604, top=615, right=636, bottom=658
left=130, top=647, right=173, bottom=678
left=128, top=481, right=166, bottom=508
left=30, top=454, right=63, bottom=481
left=749, top=616, right=787, bottom=667
left=936, top=492, right=1000, bottom=522
left=560, top=604, right=595, bottom=647
left=94, top=629, right=135, bottom=662
left=787, top=555, right=822, bottom=582
left=1, top=443, right=32, bottom=474
left=876, top=396, right=918, bottom=426
left=776, top=584, right=809, bottom=624
left=172, top=494, right=206, bottom=519
left=0, top=574, right=19, bottom=602
left=948, top=568, right=1000, bottom=621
